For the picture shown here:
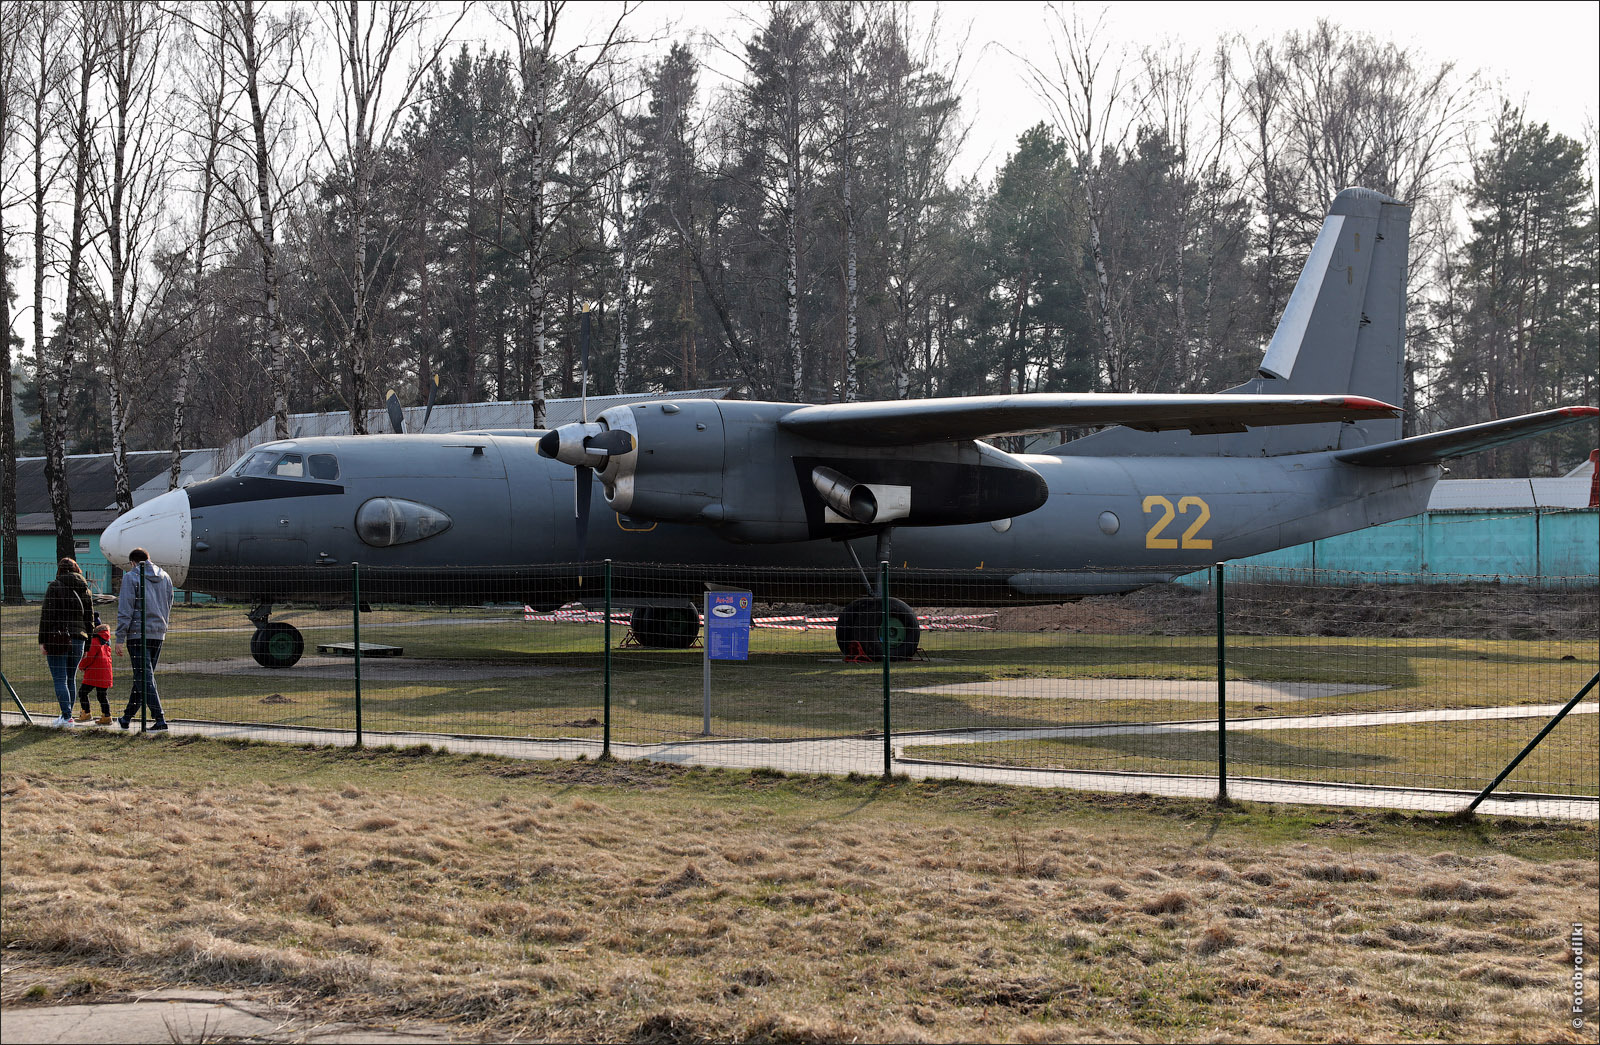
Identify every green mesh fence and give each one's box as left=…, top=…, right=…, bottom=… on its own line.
left=4, top=559, right=1595, bottom=811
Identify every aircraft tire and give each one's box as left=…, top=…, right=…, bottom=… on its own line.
left=630, top=606, right=700, bottom=649
left=250, top=622, right=305, bottom=668
left=836, top=598, right=920, bottom=661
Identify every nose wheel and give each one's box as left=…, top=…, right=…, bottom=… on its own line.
left=250, top=620, right=305, bottom=668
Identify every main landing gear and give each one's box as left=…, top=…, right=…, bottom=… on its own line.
left=629, top=605, right=701, bottom=648
left=833, top=527, right=921, bottom=661
left=835, top=596, right=921, bottom=661
left=248, top=602, right=305, bottom=668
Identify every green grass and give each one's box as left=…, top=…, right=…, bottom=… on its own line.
left=3, top=726, right=1594, bottom=860
left=905, top=715, right=1600, bottom=796
left=5, top=601, right=1595, bottom=786
left=2, top=730, right=1596, bottom=1043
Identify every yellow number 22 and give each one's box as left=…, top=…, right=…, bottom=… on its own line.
left=1142, top=495, right=1213, bottom=550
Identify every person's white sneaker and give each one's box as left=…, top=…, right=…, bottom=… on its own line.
left=50, top=716, right=77, bottom=728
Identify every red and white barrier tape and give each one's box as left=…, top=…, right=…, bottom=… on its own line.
left=522, top=606, right=995, bottom=631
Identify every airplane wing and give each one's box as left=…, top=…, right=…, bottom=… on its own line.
left=1335, top=406, right=1599, bottom=467
left=777, top=393, right=1399, bottom=446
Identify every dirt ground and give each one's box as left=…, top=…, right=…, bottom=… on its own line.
left=981, top=582, right=1599, bottom=640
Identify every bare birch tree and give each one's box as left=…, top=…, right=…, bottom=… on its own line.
left=166, top=8, right=236, bottom=489
left=597, top=69, right=649, bottom=395
left=1026, top=4, right=1135, bottom=390
left=870, top=2, right=965, bottom=400
left=27, top=3, right=102, bottom=561
left=88, top=0, right=177, bottom=514
left=313, top=0, right=463, bottom=434
left=182, top=0, right=310, bottom=441
left=498, top=0, right=637, bottom=426
left=0, top=3, right=34, bottom=598
left=824, top=1, right=863, bottom=401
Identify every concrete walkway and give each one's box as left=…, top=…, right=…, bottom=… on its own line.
left=5, top=703, right=1593, bottom=820
left=900, top=678, right=1386, bottom=702
left=0, top=989, right=460, bottom=1044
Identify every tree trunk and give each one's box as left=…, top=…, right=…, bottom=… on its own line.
left=0, top=202, right=18, bottom=600
left=523, top=41, right=549, bottom=427
left=241, top=1, right=290, bottom=439
left=1082, top=185, right=1120, bottom=391
left=785, top=197, right=801, bottom=398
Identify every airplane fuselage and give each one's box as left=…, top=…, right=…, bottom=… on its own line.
left=120, top=431, right=1440, bottom=608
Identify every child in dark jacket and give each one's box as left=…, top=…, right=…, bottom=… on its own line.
left=76, top=624, right=115, bottom=725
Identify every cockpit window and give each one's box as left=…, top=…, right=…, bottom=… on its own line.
left=232, top=451, right=271, bottom=477
left=356, top=498, right=453, bottom=547
left=271, top=453, right=304, bottom=477
left=308, top=454, right=339, bottom=480
left=231, top=451, right=320, bottom=479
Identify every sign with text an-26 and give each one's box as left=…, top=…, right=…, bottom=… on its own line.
left=705, top=591, right=752, bottom=661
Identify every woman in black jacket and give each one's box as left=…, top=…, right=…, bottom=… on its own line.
left=38, top=558, right=95, bottom=727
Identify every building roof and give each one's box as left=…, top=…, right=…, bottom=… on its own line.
left=221, top=388, right=732, bottom=467
left=13, top=450, right=221, bottom=516
left=1426, top=478, right=1593, bottom=510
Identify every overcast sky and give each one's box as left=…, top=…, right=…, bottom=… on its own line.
left=586, top=0, right=1599, bottom=182
left=959, top=1, right=1597, bottom=177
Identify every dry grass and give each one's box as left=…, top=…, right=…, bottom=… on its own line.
left=2, top=728, right=1596, bottom=1043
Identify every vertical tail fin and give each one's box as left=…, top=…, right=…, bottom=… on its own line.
left=1055, top=187, right=1411, bottom=458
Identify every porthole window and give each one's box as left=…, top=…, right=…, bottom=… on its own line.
left=356, top=498, right=452, bottom=547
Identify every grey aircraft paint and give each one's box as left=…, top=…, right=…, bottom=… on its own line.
left=100, top=189, right=1598, bottom=665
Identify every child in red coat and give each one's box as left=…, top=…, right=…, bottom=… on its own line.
left=75, top=623, right=114, bottom=725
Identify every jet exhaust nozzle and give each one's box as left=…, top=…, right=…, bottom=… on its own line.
left=811, top=466, right=878, bottom=524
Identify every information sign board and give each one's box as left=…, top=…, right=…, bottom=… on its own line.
left=705, top=590, right=752, bottom=661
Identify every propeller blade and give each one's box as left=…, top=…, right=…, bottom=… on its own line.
left=579, top=308, right=592, bottom=424
left=421, top=374, right=439, bottom=431
left=385, top=390, right=404, bottom=434
left=584, top=429, right=635, bottom=456
left=575, top=466, right=592, bottom=567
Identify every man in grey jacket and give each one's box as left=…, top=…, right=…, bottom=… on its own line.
left=115, top=547, right=175, bottom=731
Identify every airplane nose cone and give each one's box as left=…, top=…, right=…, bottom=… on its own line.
left=101, top=488, right=191, bottom=588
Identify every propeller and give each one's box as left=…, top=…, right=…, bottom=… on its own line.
left=535, top=307, right=636, bottom=577
left=420, top=374, right=439, bottom=432
left=385, top=389, right=405, bottom=434
left=576, top=309, right=592, bottom=568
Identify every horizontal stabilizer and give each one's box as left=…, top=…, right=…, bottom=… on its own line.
left=1335, top=407, right=1599, bottom=467
left=779, top=394, right=1398, bottom=447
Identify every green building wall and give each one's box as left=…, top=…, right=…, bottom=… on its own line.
left=8, top=534, right=114, bottom=599
left=1187, top=508, right=1598, bottom=586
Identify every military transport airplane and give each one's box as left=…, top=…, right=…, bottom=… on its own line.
left=100, top=188, right=1597, bottom=666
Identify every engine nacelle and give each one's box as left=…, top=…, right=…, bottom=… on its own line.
left=592, top=400, right=1049, bottom=542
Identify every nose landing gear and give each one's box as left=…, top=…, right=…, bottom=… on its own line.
left=247, top=602, right=305, bottom=668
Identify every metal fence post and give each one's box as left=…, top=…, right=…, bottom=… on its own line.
left=602, top=559, right=612, bottom=760
left=2, top=671, right=33, bottom=724
left=881, top=560, right=892, bottom=782
left=353, top=562, right=363, bottom=748
left=1462, top=670, right=1598, bottom=816
left=1215, top=562, right=1227, bottom=803
left=138, top=562, right=148, bottom=733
